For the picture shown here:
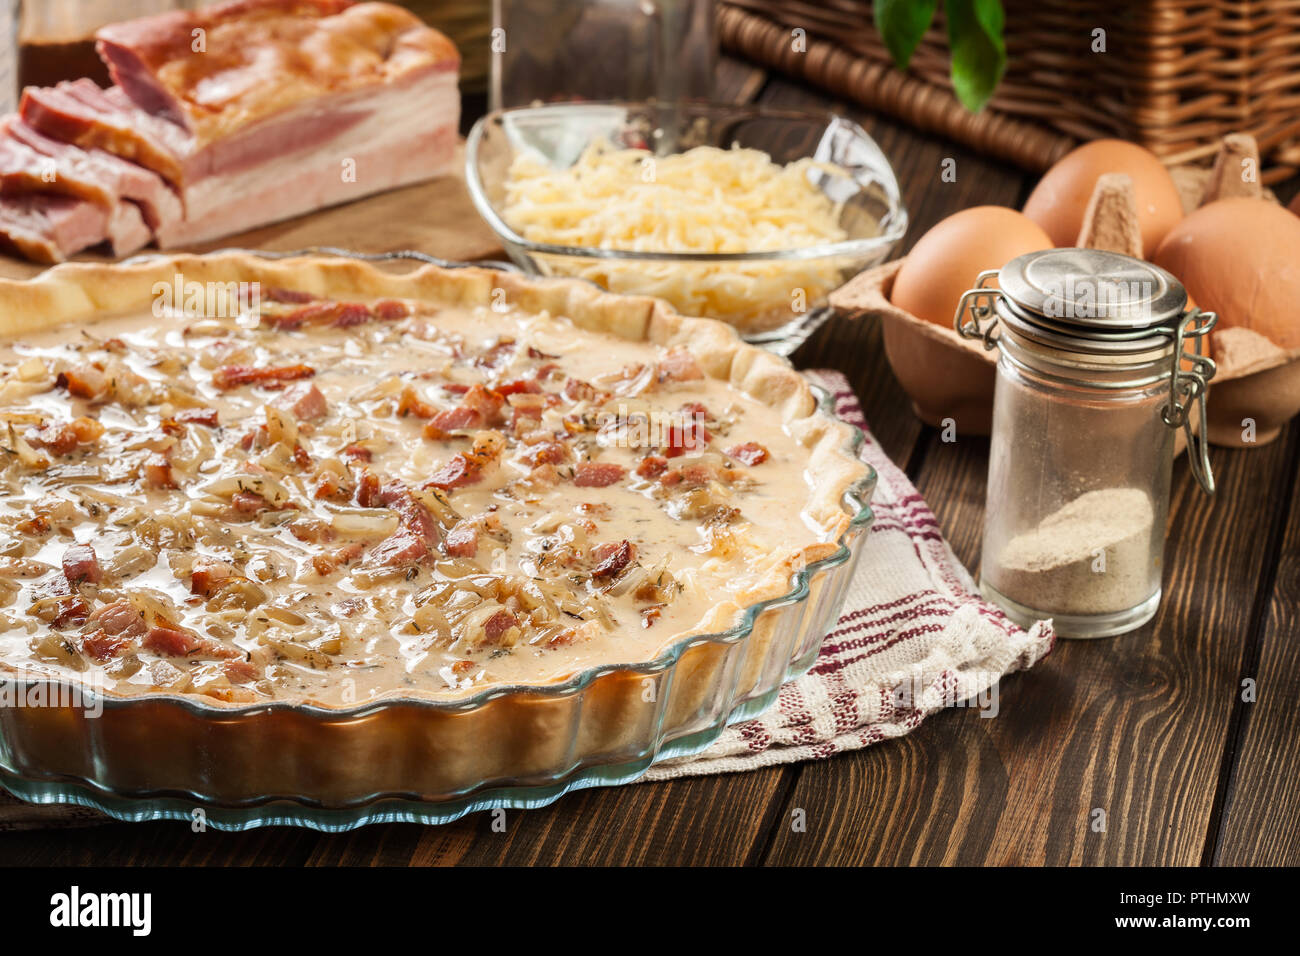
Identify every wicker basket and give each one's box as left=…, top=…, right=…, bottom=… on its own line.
left=719, top=0, right=1300, bottom=181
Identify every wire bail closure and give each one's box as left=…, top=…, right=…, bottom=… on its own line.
left=953, top=274, right=1218, bottom=496
left=1161, top=308, right=1217, bottom=495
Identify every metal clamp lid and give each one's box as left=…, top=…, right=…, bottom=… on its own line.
left=954, top=251, right=1218, bottom=496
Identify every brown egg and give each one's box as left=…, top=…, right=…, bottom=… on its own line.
left=1024, top=140, right=1184, bottom=253
left=891, top=206, right=1052, bottom=328
left=1154, top=197, right=1300, bottom=350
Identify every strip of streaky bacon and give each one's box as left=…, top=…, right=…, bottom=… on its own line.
left=62, top=544, right=102, bottom=588
left=213, top=363, right=315, bottom=390
left=573, top=462, right=627, bottom=488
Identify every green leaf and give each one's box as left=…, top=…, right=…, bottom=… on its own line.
left=945, top=0, right=1006, bottom=112
left=874, top=0, right=938, bottom=70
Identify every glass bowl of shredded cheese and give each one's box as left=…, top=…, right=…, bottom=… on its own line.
left=466, top=101, right=907, bottom=353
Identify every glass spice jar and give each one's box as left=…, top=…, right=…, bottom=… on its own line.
left=955, top=249, right=1216, bottom=638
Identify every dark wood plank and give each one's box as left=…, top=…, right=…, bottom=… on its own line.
left=1214, top=436, right=1300, bottom=866
left=762, top=424, right=1300, bottom=865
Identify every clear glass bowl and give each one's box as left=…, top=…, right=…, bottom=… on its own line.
left=0, top=386, right=875, bottom=832
left=465, top=101, right=907, bottom=356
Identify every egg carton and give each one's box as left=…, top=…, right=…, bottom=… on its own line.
left=831, top=137, right=1300, bottom=448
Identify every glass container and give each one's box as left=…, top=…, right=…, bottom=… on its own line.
left=956, top=249, right=1216, bottom=638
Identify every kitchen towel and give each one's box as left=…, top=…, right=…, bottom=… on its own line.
left=0, top=370, right=1053, bottom=827
left=643, top=369, right=1055, bottom=780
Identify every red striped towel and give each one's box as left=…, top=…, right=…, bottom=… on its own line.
left=643, top=369, right=1055, bottom=780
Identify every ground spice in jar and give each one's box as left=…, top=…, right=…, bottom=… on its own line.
left=987, top=488, right=1156, bottom=616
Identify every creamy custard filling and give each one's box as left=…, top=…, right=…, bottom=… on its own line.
left=0, top=292, right=828, bottom=705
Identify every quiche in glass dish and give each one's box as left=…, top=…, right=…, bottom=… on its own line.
left=0, top=252, right=874, bottom=828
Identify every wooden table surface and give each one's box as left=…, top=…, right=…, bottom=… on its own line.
left=2, top=59, right=1298, bottom=867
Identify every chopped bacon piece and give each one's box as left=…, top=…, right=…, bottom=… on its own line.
left=312, top=542, right=365, bottom=576
left=424, top=454, right=483, bottom=491
left=61, top=544, right=101, bottom=587
left=461, top=384, right=506, bottom=426
left=475, top=338, right=516, bottom=370
left=190, top=559, right=235, bottom=598
left=443, top=521, right=479, bottom=558
left=143, top=625, right=200, bottom=657
left=176, top=407, right=220, bottom=427
left=495, top=377, right=542, bottom=397
left=355, top=469, right=382, bottom=508
left=664, top=419, right=712, bottom=458
left=289, top=519, right=334, bottom=545
left=51, top=596, right=90, bottom=628
left=56, top=366, right=109, bottom=400
left=591, top=540, right=636, bottom=578
left=223, top=659, right=260, bottom=683
left=398, top=385, right=437, bottom=419
left=657, top=347, right=704, bottom=383
left=636, top=455, right=669, bottom=479
left=143, top=453, right=176, bottom=488
left=362, top=489, right=441, bottom=570
left=564, top=378, right=599, bottom=402
left=573, top=462, right=627, bottom=488
left=264, top=300, right=372, bottom=329
left=230, top=491, right=267, bottom=514
left=144, top=625, right=241, bottom=660
left=523, top=442, right=569, bottom=467
left=483, top=609, right=520, bottom=644
left=726, top=442, right=770, bottom=466
left=264, top=287, right=315, bottom=304
left=525, top=464, right=561, bottom=487
left=680, top=401, right=711, bottom=419
left=87, top=599, right=147, bottom=639
left=373, top=299, right=410, bottom=320
left=213, top=364, right=315, bottom=390
left=278, top=382, right=328, bottom=422
left=30, top=419, right=101, bottom=455
left=16, top=513, right=50, bottom=535
left=81, top=629, right=132, bottom=662
left=292, top=444, right=312, bottom=469
left=423, top=404, right=477, bottom=438
left=342, top=443, right=372, bottom=462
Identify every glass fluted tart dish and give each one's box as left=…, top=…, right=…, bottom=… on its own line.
left=0, top=252, right=874, bottom=829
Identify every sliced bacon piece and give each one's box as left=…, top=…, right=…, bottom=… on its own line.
left=483, top=609, right=520, bottom=644
left=264, top=287, right=315, bottom=304
left=30, top=417, right=104, bottom=455
left=591, top=540, right=636, bottom=579
left=51, top=596, right=91, bottom=628
left=495, top=377, right=542, bottom=397
left=213, top=363, right=315, bottom=390
left=726, top=442, right=770, bottom=466
left=87, top=599, right=147, bottom=639
left=56, top=366, right=109, bottom=401
left=656, top=347, right=704, bottom=383
left=373, top=299, right=410, bottom=320
left=422, top=404, right=476, bottom=439
left=461, top=384, right=507, bottom=426
left=312, top=542, right=365, bottom=576
left=663, top=419, right=712, bottom=458
left=522, top=442, right=569, bottom=467
left=573, top=462, right=627, bottom=488
left=143, top=453, right=176, bottom=488
left=190, top=559, right=235, bottom=598
left=264, top=300, right=372, bottom=329
left=443, top=521, right=479, bottom=558
left=341, top=443, right=372, bottom=462
left=397, top=385, right=437, bottom=419
left=81, top=629, right=133, bottom=663
left=362, top=488, right=441, bottom=570
left=223, top=659, right=260, bottom=683
left=143, top=625, right=200, bottom=657
left=636, top=455, right=669, bottom=479
left=277, top=382, right=328, bottom=422
left=230, top=491, right=267, bottom=515
left=62, top=544, right=101, bottom=587
left=563, top=378, right=599, bottom=403
left=177, top=408, right=220, bottom=427
left=424, top=454, right=483, bottom=491
left=355, top=469, right=382, bottom=508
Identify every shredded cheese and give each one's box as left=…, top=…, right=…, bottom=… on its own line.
left=502, top=142, right=850, bottom=333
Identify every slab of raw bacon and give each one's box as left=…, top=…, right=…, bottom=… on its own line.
left=98, top=0, right=460, bottom=247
